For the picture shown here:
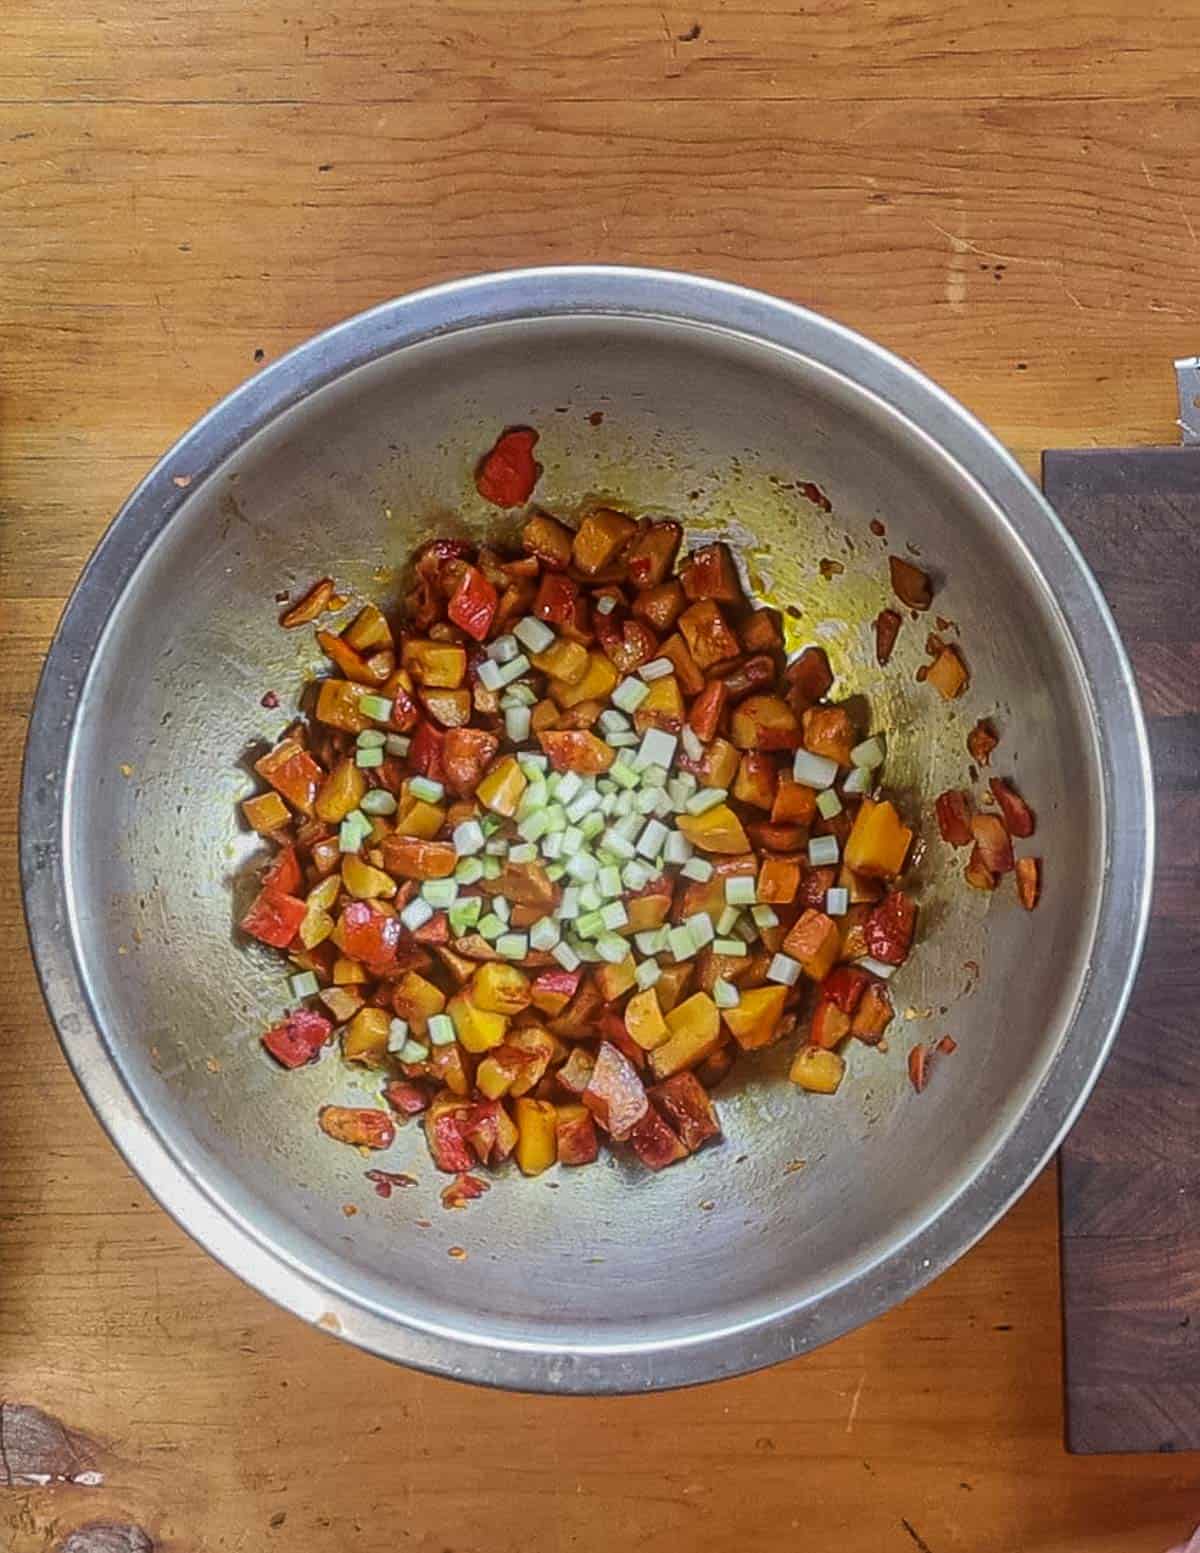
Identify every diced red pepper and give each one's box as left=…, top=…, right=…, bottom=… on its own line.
left=967, top=718, right=999, bottom=766
left=441, top=1172, right=491, bottom=1209
left=648, top=1073, right=720, bottom=1151
left=595, top=612, right=658, bottom=674
left=383, top=1080, right=429, bottom=1115
left=989, top=777, right=1036, bottom=838
left=864, top=891, right=917, bottom=966
left=690, top=681, right=728, bottom=742
left=820, top=965, right=870, bottom=1014
left=442, top=727, right=499, bottom=796
left=388, top=682, right=421, bottom=732
left=475, top=427, right=542, bottom=508
left=1016, top=856, right=1041, bottom=910
left=908, top=1045, right=930, bottom=1093
left=261, top=1008, right=331, bottom=1068
left=784, top=646, right=833, bottom=711
left=411, top=911, right=449, bottom=945
left=447, top=564, right=499, bottom=641
left=874, top=608, right=902, bottom=666
left=583, top=1040, right=649, bottom=1139
left=797, top=865, right=837, bottom=908
left=339, top=900, right=402, bottom=973
left=935, top=790, right=974, bottom=847
left=628, top=1106, right=688, bottom=1170
left=971, top=814, right=1014, bottom=875
left=810, top=999, right=852, bottom=1050
left=240, top=888, right=306, bottom=948
left=535, top=571, right=590, bottom=636
left=407, top=720, right=446, bottom=781
left=427, top=1110, right=475, bottom=1173
left=260, top=844, right=302, bottom=897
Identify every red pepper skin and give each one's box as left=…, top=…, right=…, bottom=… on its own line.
left=260, top=844, right=302, bottom=896
left=864, top=891, right=917, bottom=966
left=407, top=720, right=446, bottom=781
left=820, top=965, right=870, bottom=1014
left=339, top=901, right=402, bottom=973
left=475, top=428, right=542, bottom=508
left=262, top=1008, right=332, bottom=1068
left=447, top=565, right=499, bottom=641
left=240, top=888, right=306, bottom=948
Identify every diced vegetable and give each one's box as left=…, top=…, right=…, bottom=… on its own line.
left=789, top=1046, right=845, bottom=1094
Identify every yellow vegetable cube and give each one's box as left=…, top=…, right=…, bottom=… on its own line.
left=447, top=992, right=508, bottom=1053
left=333, top=956, right=368, bottom=986
left=594, top=954, right=637, bottom=1002
left=298, top=905, right=334, bottom=950
left=633, top=673, right=685, bottom=734
left=315, top=757, right=367, bottom=824
left=392, top=795, right=446, bottom=840
left=721, top=985, right=787, bottom=1050
left=650, top=992, right=722, bottom=1078
left=844, top=798, right=913, bottom=880
left=531, top=638, right=590, bottom=685
left=476, top=756, right=527, bottom=818
left=391, top=971, right=446, bottom=1032
left=551, top=652, right=618, bottom=710
left=676, top=803, right=750, bottom=854
left=470, top=962, right=531, bottom=1015
left=242, top=791, right=291, bottom=833
left=342, top=1006, right=391, bottom=1065
left=624, top=987, right=669, bottom=1050
left=400, top=639, right=467, bottom=688
left=341, top=855, right=398, bottom=899
left=513, top=1097, right=559, bottom=1175
left=789, top=1045, right=846, bottom=1093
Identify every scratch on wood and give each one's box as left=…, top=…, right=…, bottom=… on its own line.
left=658, top=11, right=682, bottom=77
left=901, top=1518, right=935, bottom=1553
left=845, top=1372, right=866, bottom=1433
left=0, top=1402, right=104, bottom=1488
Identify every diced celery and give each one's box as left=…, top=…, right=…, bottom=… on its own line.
left=685, top=786, right=727, bottom=816
left=517, top=809, right=553, bottom=845
left=635, top=728, right=677, bottom=771
left=681, top=856, right=714, bottom=882
left=610, top=759, right=640, bottom=791
left=487, top=633, right=521, bottom=664
left=564, top=851, right=598, bottom=883
left=398, top=1039, right=430, bottom=1065
left=505, top=705, right=532, bottom=742
left=448, top=896, right=482, bottom=935
left=596, top=933, right=628, bottom=964
left=514, top=616, right=555, bottom=653
left=359, top=694, right=393, bottom=722
left=635, top=927, right=669, bottom=956
left=427, top=1013, right=456, bottom=1046
left=476, top=658, right=505, bottom=691
left=725, top=875, right=757, bottom=906
left=361, top=789, right=398, bottom=816
left=601, top=828, right=636, bottom=860
left=541, top=831, right=564, bottom=860
left=636, top=818, right=668, bottom=859
left=576, top=909, right=605, bottom=939
left=668, top=925, right=697, bottom=962
left=613, top=677, right=650, bottom=713
left=385, top=733, right=411, bottom=757
left=793, top=748, right=839, bottom=788
left=808, top=835, right=841, bottom=866
left=496, top=933, right=528, bottom=960
left=713, top=977, right=741, bottom=1009
left=597, top=865, right=622, bottom=899
left=556, top=770, right=584, bottom=806
left=680, top=724, right=704, bottom=761
left=751, top=904, right=780, bottom=929
left=558, top=886, right=581, bottom=920
left=716, top=905, right=740, bottom=936
left=482, top=856, right=502, bottom=879
left=578, top=882, right=602, bottom=912
left=635, top=786, right=659, bottom=815
left=816, top=787, right=843, bottom=820
left=712, top=937, right=747, bottom=956
left=857, top=955, right=897, bottom=980
left=289, top=970, right=319, bottom=998
left=453, top=819, right=485, bottom=856
left=579, top=811, right=605, bottom=842
left=387, top=1017, right=409, bottom=1053
left=495, top=653, right=531, bottom=686
left=598, top=708, right=630, bottom=736
left=492, top=895, right=511, bottom=923
left=638, top=657, right=674, bottom=682
left=477, top=911, right=505, bottom=940
left=664, top=828, right=693, bottom=864
left=354, top=746, right=384, bottom=768
left=600, top=901, right=628, bottom=931
left=400, top=897, right=434, bottom=932
left=422, top=878, right=459, bottom=908
left=566, top=788, right=602, bottom=823
left=606, top=731, right=639, bottom=748
left=635, top=959, right=662, bottom=990
left=767, top=953, right=801, bottom=986
left=484, top=837, right=508, bottom=856
left=545, top=862, right=566, bottom=881
left=454, top=856, right=485, bottom=885
left=843, top=765, right=873, bottom=796
left=553, top=939, right=581, bottom=971
left=685, top=912, right=714, bottom=948
left=851, top=736, right=886, bottom=769
left=825, top=887, right=849, bottom=917
left=355, top=728, right=387, bottom=748
left=507, top=841, right=537, bottom=863
left=529, top=916, right=560, bottom=951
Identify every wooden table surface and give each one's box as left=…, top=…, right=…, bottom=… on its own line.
left=3, top=3, right=1199, bottom=1548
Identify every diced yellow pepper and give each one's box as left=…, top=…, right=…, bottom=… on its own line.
left=307, top=874, right=341, bottom=912
left=572, top=509, right=637, bottom=575
left=624, top=987, right=669, bottom=1050
left=844, top=798, right=913, bottom=879
left=241, top=791, right=291, bottom=833
left=315, top=757, right=368, bottom=824
left=470, top=962, right=531, bottom=1015
left=676, top=803, right=750, bottom=854
left=391, top=971, right=446, bottom=1032
left=341, top=855, right=398, bottom=899
left=392, top=795, right=446, bottom=840
left=333, top=955, right=368, bottom=985
left=315, top=678, right=372, bottom=732
left=343, top=602, right=393, bottom=653
left=595, top=954, right=637, bottom=1002
left=476, top=1051, right=523, bottom=1100
left=633, top=673, right=685, bottom=734
left=400, top=639, right=467, bottom=688
left=319, top=985, right=364, bottom=1023
left=447, top=992, right=508, bottom=1053
left=721, top=985, right=787, bottom=1050
left=342, top=1006, right=391, bottom=1065
left=513, top=1097, right=558, bottom=1175
left=476, top=756, right=527, bottom=818
left=789, top=1045, right=846, bottom=1093
left=298, top=905, right=334, bottom=950
left=532, top=638, right=590, bottom=685
left=551, top=652, right=618, bottom=710
left=650, top=992, right=722, bottom=1078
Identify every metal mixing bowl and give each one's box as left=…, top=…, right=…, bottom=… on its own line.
left=21, top=267, right=1153, bottom=1392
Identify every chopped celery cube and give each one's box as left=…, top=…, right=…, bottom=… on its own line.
left=399, top=897, right=434, bottom=932
left=668, top=925, right=697, bottom=961
left=635, top=728, right=677, bottom=770
left=596, top=933, right=628, bottom=964
left=453, top=819, right=485, bottom=856
left=507, top=842, right=537, bottom=863
left=409, top=775, right=444, bottom=803
left=681, top=856, right=713, bottom=882
left=355, top=729, right=387, bottom=748
left=553, top=939, right=581, bottom=971
left=496, top=933, right=528, bottom=960
left=514, top=615, right=555, bottom=653
left=487, top=633, right=521, bottom=663
left=751, top=904, right=780, bottom=929
left=477, top=912, right=505, bottom=940
left=529, top=916, right=560, bottom=951
left=387, top=1017, right=409, bottom=1053
left=725, top=875, right=757, bottom=906
left=716, top=905, right=740, bottom=936
left=635, top=959, right=662, bottom=990
left=713, top=977, right=740, bottom=1009
left=421, top=879, right=458, bottom=908
left=289, top=970, right=319, bottom=998
left=600, top=901, right=628, bottom=931
left=454, top=857, right=485, bottom=885
left=816, top=787, right=843, bottom=820
left=685, top=912, right=714, bottom=948
left=712, top=937, right=747, bottom=957
left=354, top=746, right=384, bottom=768
left=685, top=786, right=727, bottom=816
left=613, top=677, right=650, bottom=713
left=427, top=1013, right=456, bottom=1046
left=448, top=896, right=482, bottom=935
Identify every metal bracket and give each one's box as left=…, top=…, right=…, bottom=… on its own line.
left=1175, top=356, right=1200, bottom=444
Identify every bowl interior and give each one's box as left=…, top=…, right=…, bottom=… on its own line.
left=61, top=312, right=1101, bottom=1370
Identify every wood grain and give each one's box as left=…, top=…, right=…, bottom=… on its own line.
left=2, top=0, right=1199, bottom=1546
left=1048, top=450, right=1200, bottom=1456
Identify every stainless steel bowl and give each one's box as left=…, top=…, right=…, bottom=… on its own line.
left=22, top=267, right=1153, bottom=1392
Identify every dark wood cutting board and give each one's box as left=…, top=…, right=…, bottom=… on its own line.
left=1045, top=447, right=1200, bottom=1455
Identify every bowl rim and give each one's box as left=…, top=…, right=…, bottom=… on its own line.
left=20, top=265, right=1154, bottom=1392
